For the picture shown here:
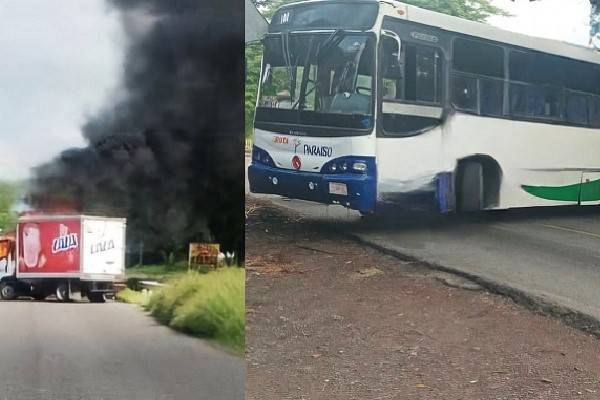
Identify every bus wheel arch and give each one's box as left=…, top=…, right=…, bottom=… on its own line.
left=455, top=155, right=503, bottom=212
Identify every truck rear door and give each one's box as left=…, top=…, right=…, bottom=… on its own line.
left=81, top=219, right=126, bottom=278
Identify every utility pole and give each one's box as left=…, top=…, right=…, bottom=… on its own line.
left=138, top=241, right=144, bottom=266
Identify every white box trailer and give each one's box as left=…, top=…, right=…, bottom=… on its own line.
left=0, top=214, right=126, bottom=302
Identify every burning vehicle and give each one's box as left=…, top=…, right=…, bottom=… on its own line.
left=0, top=214, right=126, bottom=302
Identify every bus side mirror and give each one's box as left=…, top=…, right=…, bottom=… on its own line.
left=381, top=30, right=401, bottom=65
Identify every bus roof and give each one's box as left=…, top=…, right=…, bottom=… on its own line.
left=398, top=1, right=600, bottom=65
left=278, top=0, right=600, bottom=65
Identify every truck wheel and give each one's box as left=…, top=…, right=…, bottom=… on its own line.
left=88, top=293, right=106, bottom=303
left=56, top=283, right=70, bottom=302
left=0, top=283, right=16, bottom=300
left=457, top=161, right=484, bottom=213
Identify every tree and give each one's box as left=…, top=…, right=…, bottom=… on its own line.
left=0, top=182, right=18, bottom=234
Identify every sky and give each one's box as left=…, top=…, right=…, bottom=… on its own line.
left=489, top=0, right=591, bottom=46
left=0, top=0, right=124, bottom=181
left=0, top=0, right=594, bottom=181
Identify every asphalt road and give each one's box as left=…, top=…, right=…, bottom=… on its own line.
left=246, top=156, right=600, bottom=324
left=0, top=301, right=244, bottom=400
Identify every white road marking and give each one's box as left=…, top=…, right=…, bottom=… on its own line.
left=540, top=223, right=600, bottom=239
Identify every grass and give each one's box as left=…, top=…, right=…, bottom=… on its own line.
left=119, top=267, right=245, bottom=355
left=117, top=288, right=152, bottom=306
left=125, top=262, right=189, bottom=282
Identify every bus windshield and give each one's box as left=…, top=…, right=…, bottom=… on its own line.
left=256, top=32, right=375, bottom=134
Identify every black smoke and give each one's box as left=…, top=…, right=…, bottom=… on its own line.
left=28, top=0, right=244, bottom=260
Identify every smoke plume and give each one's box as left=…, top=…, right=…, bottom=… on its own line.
left=29, top=0, right=244, bottom=259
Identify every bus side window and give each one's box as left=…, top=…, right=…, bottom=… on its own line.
left=480, top=79, right=503, bottom=116
left=382, top=36, right=402, bottom=100
left=566, top=92, right=589, bottom=125
left=405, top=45, right=442, bottom=104
left=452, top=74, right=477, bottom=112
left=382, top=34, right=442, bottom=105
left=589, top=96, right=600, bottom=127
left=451, top=38, right=504, bottom=116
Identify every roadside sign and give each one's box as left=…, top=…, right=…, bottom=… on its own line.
left=189, top=243, right=220, bottom=268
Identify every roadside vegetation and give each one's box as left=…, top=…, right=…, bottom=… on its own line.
left=117, top=287, right=149, bottom=305
left=125, top=262, right=189, bottom=282
left=118, top=267, right=245, bottom=355
left=0, top=180, right=23, bottom=233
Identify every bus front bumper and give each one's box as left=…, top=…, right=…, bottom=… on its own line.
left=248, top=163, right=376, bottom=212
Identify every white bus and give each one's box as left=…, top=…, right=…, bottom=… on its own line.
left=248, top=0, right=600, bottom=214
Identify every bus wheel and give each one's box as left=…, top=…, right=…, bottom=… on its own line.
left=458, top=161, right=484, bottom=213
left=56, top=282, right=70, bottom=302
left=0, top=282, right=16, bottom=300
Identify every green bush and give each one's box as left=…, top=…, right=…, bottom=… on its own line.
left=147, top=268, right=245, bottom=354
left=126, top=263, right=188, bottom=282
left=117, top=288, right=150, bottom=306
left=149, top=272, right=204, bottom=323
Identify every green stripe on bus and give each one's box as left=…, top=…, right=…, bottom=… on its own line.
left=522, top=179, right=600, bottom=202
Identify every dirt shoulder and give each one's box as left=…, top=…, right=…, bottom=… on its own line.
left=246, top=198, right=600, bottom=400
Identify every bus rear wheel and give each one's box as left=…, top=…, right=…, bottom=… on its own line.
left=457, top=161, right=484, bottom=213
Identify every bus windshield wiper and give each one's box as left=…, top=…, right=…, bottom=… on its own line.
left=291, top=80, right=320, bottom=110
left=333, top=40, right=366, bottom=95
left=292, top=32, right=345, bottom=111
left=316, top=30, right=344, bottom=60
left=281, top=32, right=296, bottom=104
left=292, top=37, right=315, bottom=111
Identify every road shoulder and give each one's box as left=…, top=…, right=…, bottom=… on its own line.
left=246, top=198, right=600, bottom=399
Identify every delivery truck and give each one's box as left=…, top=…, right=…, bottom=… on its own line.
left=0, top=214, right=126, bottom=303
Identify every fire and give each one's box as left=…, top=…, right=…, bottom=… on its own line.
left=0, top=240, right=10, bottom=258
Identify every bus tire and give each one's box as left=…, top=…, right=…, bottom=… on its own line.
left=458, top=161, right=484, bottom=213
left=0, top=282, right=16, bottom=300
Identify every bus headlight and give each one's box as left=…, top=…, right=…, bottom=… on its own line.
left=352, top=162, right=367, bottom=172
left=252, top=145, right=276, bottom=167
left=321, top=157, right=373, bottom=175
